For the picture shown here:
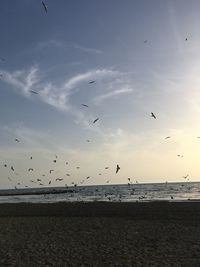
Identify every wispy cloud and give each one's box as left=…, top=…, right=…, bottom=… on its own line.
left=94, top=88, right=133, bottom=105
left=35, top=39, right=102, bottom=55
left=0, top=66, right=120, bottom=131
left=73, top=44, right=103, bottom=54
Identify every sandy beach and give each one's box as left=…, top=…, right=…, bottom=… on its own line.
left=0, top=202, right=200, bottom=266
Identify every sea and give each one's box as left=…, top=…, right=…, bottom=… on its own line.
left=0, top=182, right=200, bottom=203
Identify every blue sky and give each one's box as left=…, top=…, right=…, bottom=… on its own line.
left=1, top=0, right=200, bottom=189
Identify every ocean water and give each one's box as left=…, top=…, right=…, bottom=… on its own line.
left=0, top=182, right=200, bottom=203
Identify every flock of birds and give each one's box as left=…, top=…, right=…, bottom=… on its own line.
left=0, top=2, right=197, bottom=202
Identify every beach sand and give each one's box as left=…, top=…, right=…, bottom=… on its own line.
left=0, top=202, right=200, bottom=266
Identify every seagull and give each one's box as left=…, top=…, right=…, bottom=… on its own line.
left=81, top=104, right=89, bottom=108
left=29, top=90, right=39, bottom=95
left=151, top=112, right=156, bottom=119
left=28, top=168, right=34, bottom=172
left=15, top=139, right=20, bottom=142
left=86, top=176, right=90, bottom=179
left=165, top=136, right=171, bottom=139
left=56, top=178, right=63, bottom=181
left=50, top=170, right=54, bottom=174
left=105, top=167, right=109, bottom=169
left=11, top=166, right=14, bottom=171
left=116, top=164, right=120, bottom=174
left=89, top=81, right=95, bottom=84
left=42, top=1, right=48, bottom=13
left=93, top=118, right=99, bottom=124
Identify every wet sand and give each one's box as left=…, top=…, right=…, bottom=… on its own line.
left=0, top=202, right=200, bottom=266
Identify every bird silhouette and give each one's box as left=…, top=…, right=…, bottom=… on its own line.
left=29, top=90, right=38, bottom=94
left=28, top=168, right=33, bottom=172
left=81, top=104, right=89, bottom=108
left=116, top=164, right=120, bottom=174
left=89, top=81, right=95, bottom=84
left=183, top=174, right=189, bottom=179
left=49, top=180, right=51, bottom=184
left=56, top=178, right=63, bottom=181
left=11, top=166, right=14, bottom=171
left=37, top=179, right=41, bottom=182
left=30, top=156, right=33, bottom=160
left=105, top=167, right=109, bottom=169
left=53, top=160, right=56, bottom=163
left=15, top=139, right=20, bottom=142
left=42, top=1, right=48, bottom=13
left=93, top=118, right=99, bottom=124
left=151, top=112, right=156, bottom=119
left=4, top=164, right=7, bottom=168
left=50, top=170, right=54, bottom=174
left=165, top=136, right=171, bottom=139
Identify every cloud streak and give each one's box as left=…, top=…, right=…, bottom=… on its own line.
left=94, top=88, right=133, bottom=105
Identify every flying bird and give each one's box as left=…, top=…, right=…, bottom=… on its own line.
left=81, top=104, right=89, bottom=108
left=42, top=1, right=48, bottom=13
left=66, top=162, right=68, bottom=165
left=37, top=179, right=41, bottom=182
left=93, top=118, right=99, bottom=124
left=86, top=140, right=90, bottom=142
left=15, top=139, right=20, bottom=142
left=66, top=173, right=70, bottom=176
left=183, top=174, right=189, bottom=179
left=76, top=166, right=80, bottom=169
left=11, top=166, right=14, bottom=171
left=105, top=167, right=109, bottom=169
left=89, top=81, right=95, bottom=84
left=151, top=112, right=156, bottom=119
left=165, top=136, right=171, bottom=139
left=30, top=156, right=32, bottom=160
left=53, top=160, right=56, bottom=163
left=177, top=154, right=184, bottom=157
left=29, top=90, right=38, bottom=95
left=185, top=38, right=188, bottom=41
left=56, top=178, right=63, bottom=181
left=86, top=176, right=90, bottom=179
left=4, top=164, right=7, bottom=168
left=50, top=170, right=54, bottom=174
left=116, top=164, right=120, bottom=174
left=28, top=168, right=33, bottom=172
left=49, top=180, right=51, bottom=184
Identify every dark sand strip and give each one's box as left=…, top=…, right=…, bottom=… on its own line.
left=0, top=201, right=200, bottom=219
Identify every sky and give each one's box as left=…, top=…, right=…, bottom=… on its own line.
left=1, top=0, right=200, bottom=189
